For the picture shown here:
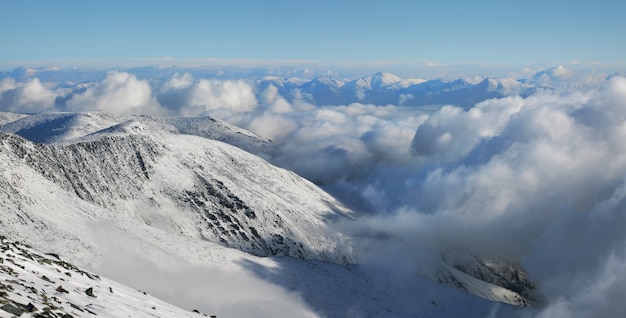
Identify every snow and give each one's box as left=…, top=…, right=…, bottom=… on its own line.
left=0, top=112, right=27, bottom=125
left=0, top=237, right=210, bottom=317
left=347, top=72, right=402, bottom=91
left=0, top=112, right=126, bottom=144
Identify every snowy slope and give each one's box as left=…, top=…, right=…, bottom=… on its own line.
left=0, top=129, right=353, bottom=264
left=0, top=237, right=208, bottom=318
left=0, top=112, right=129, bottom=144
left=0, top=112, right=274, bottom=155
left=148, top=116, right=275, bottom=155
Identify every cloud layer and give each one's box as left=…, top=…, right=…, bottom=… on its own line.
left=2, top=68, right=626, bottom=316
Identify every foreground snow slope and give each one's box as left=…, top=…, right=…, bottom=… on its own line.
left=0, top=236, right=207, bottom=318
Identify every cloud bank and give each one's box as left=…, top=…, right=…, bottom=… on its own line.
left=2, top=67, right=626, bottom=316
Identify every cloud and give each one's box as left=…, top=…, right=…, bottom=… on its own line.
left=0, top=77, right=57, bottom=113
left=64, top=71, right=166, bottom=115
left=156, top=75, right=258, bottom=117
left=182, top=79, right=257, bottom=115
left=331, top=76, right=626, bottom=316
left=410, top=96, right=524, bottom=162
left=161, top=72, right=194, bottom=90
left=534, top=247, right=626, bottom=318
left=207, top=72, right=626, bottom=314
left=247, top=103, right=427, bottom=184
left=91, top=227, right=317, bottom=318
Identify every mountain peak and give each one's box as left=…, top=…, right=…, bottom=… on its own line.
left=349, top=72, right=402, bottom=90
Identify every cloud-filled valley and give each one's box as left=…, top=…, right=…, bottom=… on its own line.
left=1, top=65, right=626, bottom=317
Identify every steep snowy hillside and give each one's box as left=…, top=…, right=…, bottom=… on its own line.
left=0, top=237, right=208, bottom=317
left=0, top=128, right=353, bottom=263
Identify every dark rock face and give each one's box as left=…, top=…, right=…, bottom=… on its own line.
left=1, top=303, right=23, bottom=316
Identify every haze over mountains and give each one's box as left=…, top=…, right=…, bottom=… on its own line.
left=0, top=65, right=626, bottom=317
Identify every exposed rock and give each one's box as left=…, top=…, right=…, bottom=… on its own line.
left=55, top=285, right=68, bottom=293
left=1, top=303, right=23, bottom=316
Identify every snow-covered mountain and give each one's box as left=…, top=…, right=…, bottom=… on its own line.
left=297, top=76, right=347, bottom=105
left=0, top=124, right=353, bottom=263
left=256, top=72, right=532, bottom=107
left=0, top=112, right=275, bottom=155
left=0, top=111, right=536, bottom=316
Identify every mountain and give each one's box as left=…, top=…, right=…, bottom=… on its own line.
left=343, top=72, right=402, bottom=91
left=256, top=72, right=531, bottom=108
left=0, top=111, right=534, bottom=316
left=0, top=125, right=353, bottom=263
left=255, top=76, right=308, bottom=100
left=297, top=76, right=346, bottom=105
left=0, top=112, right=125, bottom=144
left=0, top=112, right=275, bottom=155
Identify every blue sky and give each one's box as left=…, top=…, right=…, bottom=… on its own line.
left=1, top=0, right=625, bottom=68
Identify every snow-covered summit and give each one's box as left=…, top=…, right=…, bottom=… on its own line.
left=345, top=72, right=402, bottom=91
left=0, top=112, right=125, bottom=144
left=0, top=112, right=274, bottom=155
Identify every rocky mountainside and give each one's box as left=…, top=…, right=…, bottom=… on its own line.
left=0, top=124, right=354, bottom=264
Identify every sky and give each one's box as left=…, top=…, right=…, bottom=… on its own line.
left=1, top=0, right=625, bottom=68
left=3, top=1, right=626, bottom=316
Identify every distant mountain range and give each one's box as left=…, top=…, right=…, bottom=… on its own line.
left=258, top=72, right=531, bottom=108
left=1, top=66, right=583, bottom=111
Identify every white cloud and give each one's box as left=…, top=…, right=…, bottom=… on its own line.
left=334, top=76, right=626, bottom=316
left=0, top=77, right=57, bottom=113
left=535, top=248, right=626, bottom=318
left=248, top=112, right=298, bottom=142
left=92, top=230, right=317, bottom=318
left=410, top=96, right=526, bottom=162
left=161, top=72, right=194, bottom=90
left=181, top=79, right=257, bottom=115
left=64, top=71, right=165, bottom=115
